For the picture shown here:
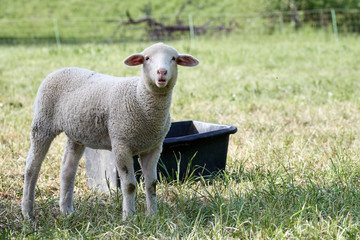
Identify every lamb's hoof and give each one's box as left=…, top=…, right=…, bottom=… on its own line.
left=22, top=209, right=35, bottom=221
left=60, top=202, right=74, bottom=214
left=122, top=210, right=135, bottom=221
left=60, top=209, right=74, bottom=216
left=23, top=213, right=35, bottom=221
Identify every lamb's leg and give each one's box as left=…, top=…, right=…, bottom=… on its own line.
left=59, top=137, right=85, bottom=214
left=22, top=130, right=55, bottom=219
left=139, top=146, right=161, bottom=216
left=113, top=144, right=136, bottom=220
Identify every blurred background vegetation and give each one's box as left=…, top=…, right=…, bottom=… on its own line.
left=0, top=0, right=359, bottom=44
left=1, top=0, right=360, bottom=18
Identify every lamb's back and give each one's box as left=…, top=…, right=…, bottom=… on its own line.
left=34, top=67, right=138, bottom=149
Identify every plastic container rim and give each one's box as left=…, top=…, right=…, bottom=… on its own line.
left=163, top=120, right=237, bottom=145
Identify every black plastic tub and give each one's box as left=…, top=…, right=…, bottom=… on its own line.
left=85, top=120, right=237, bottom=191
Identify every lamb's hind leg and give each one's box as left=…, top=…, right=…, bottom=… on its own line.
left=59, top=137, right=85, bottom=214
left=22, top=128, right=55, bottom=219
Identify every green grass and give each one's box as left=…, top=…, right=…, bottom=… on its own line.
left=0, top=0, right=330, bottom=44
left=1, top=32, right=360, bottom=239
left=0, top=0, right=276, bottom=19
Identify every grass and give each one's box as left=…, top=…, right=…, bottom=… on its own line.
left=1, top=0, right=339, bottom=44
left=1, top=31, right=360, bottom=239
left=0, top=0, right=275, bottom=19
left=0, top=0, right=278, bottom=44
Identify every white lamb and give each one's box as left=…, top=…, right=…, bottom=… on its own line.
left=21, top=43, right=199, bottom=220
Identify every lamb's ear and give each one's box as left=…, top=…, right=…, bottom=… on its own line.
left=176, top=54, right=199, bottom=67
left=123, top=54, right=144, bottom=66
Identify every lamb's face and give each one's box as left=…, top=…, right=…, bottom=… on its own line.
left=142, top=44, right=179, bottom=89
left=124, top=43, right=199, bottom=91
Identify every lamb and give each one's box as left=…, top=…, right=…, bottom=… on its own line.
left=21, top=43, right=199, bottom=220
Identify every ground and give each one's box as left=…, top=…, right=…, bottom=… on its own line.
left=0, top=32, right=360, bottom=239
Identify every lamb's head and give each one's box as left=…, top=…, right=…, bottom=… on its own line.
left=124, top=43, right=199, bottom=92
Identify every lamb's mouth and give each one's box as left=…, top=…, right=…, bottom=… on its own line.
left=157, top=78, right=167, bottom=87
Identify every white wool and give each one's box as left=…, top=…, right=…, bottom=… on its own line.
left=22, top=43, right=199, bottom=220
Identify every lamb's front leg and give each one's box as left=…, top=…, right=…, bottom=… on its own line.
left=139, top=146, right=161, bottom=216
left=113, top=144, right=137, bottom=220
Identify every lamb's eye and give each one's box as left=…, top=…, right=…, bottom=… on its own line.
left=145, top=56, right=150, bottom=61
left=171, top=56, right=176, bottom=61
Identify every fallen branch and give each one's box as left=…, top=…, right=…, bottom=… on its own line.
left=109, top=10, right=234, bottom=42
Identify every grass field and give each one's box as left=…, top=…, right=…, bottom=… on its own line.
left=0, top=0, right=279, bottom=44
left=1, top=0, right=275, bottom=19
left=1, top=32, right=360, bottom=239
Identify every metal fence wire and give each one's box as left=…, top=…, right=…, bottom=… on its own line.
left=0, top=8, right=359, bottom=44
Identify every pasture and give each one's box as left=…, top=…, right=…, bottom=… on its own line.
left=1, top=32, right=360, bottom=239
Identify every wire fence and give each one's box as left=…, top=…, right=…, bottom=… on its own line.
left=0, top=8, right=359, bottom=44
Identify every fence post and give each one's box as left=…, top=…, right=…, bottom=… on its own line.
left=278, top=12, right=283, bottom=33
left=188, top=14, right=195, bottom=43
left=331, top=9, right=338, bottom=40
left=53, top=18, right=61, bottom=47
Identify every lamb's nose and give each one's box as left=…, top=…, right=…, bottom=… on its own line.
left=157, top=69, right=167, bottom=76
